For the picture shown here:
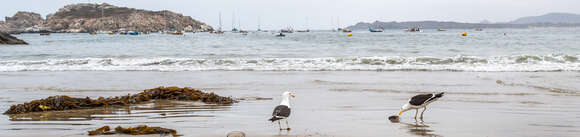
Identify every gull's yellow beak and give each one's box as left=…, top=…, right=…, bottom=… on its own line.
left=290, top=93, right=296, bottom=98
left=398, top=111, right=403, bottom=115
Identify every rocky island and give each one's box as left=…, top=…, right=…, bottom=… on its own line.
left=0, top=3, right=213, bottom=33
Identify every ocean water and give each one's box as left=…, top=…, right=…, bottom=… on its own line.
left=1, top=29, right=580, bottom=137
left=1, top=28, right=579, bottom=72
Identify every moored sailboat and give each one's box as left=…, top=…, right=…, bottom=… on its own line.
left=369, top=26, right=384, bottom=32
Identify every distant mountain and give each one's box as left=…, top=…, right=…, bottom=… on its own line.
left=510, top=13, right=580, bottom=24
left=479, top=20, right=491, bottom=24
left=346, top=13, right=580, bottom=30
left=346, top=21, right=522, bottom=30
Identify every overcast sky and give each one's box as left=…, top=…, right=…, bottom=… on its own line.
left=1, top=0, right=579, bottom=30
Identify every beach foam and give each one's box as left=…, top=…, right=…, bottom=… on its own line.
left=0, top=54, right=578, bottom=72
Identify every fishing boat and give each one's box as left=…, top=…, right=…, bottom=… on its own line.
left=128, top=31, right=139, bottom=35
left=211, top=12, right=225, bottom=34
left=369, top=26, right=384, bottom=32
left=239, top=30, right=248, bottom=35
left=39, top=30, right=50, bottom=35
left=257, top=16, right=262, bottom=32
left=280, top=30, right=292, bottom=33
left=437, top=29, right=446, bottom=31
left=281, top=27, right=294, bottom=33
left=342, top=29, right=352, bottom=32
left=231, top=28, right=239, bottom=33
left=404, top=27, right=421, bottom=32
left=296, top=29, right=310, bottom=32
left=296, top=17, right=311, bottom=33
left=211, top=30, right=224, bottom=34
left=474, top=28, right=483, bottom=31
left=167, top=31, right=184, bottom=35
left=275, top=32, right=285, bottom=37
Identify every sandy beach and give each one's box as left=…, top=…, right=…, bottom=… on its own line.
left=1, top=71, right=579, bottom=137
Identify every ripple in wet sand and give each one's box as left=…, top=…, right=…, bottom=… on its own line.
left=330, top=88, right=536, bottom=96
left=313, top=80, right=358, bottom=85
left=496, top=80, right=580, bottom=95
left=520, top=101, right=544, bottom=105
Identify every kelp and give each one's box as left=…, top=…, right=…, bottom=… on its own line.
left=4, top=86, right=236, bottom=114
left=88, top=125, right=182, bottom=136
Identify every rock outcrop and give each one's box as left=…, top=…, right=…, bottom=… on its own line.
left=0, top=3, right=213, bottom=33
left=0, top=32, right=28, bottom=45
left=0, top=11, right=44, bottom=33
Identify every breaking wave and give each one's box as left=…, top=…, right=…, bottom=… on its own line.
left=0, top=54, right=578, bottom=72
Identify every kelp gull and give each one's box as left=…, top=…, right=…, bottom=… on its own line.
left=268, top=91, right=295, bottom=130
left=398, top=92, right=444, bottom=119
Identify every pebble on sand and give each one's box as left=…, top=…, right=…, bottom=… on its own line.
left=226, top=131, right=246, bottom=137
left=388, top=115, right=400, bottom=123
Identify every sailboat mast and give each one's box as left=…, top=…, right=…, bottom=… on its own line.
left=100, top=5, right=103, bottom=32
left=232, top=11, right=235, bottom=30
left=330, top=17, right=334, bottom=30
left=218, top=12, right=222, bottom=31
left=337, top=16, right=340, bottom=29
left=305, top=17, right=308, bottom=30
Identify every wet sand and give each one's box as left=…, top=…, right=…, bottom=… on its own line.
left=1, top=71, right=579, bottom=137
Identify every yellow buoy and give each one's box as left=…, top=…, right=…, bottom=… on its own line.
left=461, top=32, right=467, bottom=36
left=347, top=33, right=353, bottom=37
left=38, top=105, right=51, bottom=110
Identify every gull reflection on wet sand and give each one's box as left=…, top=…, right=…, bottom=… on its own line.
left=391, top=118, right=442, bottom=137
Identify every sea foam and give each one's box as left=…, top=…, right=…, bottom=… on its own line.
left=0, top=54, right=578, bottom=72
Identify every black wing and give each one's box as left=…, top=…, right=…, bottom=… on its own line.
left=409, top=94, right=433, bottom=106
left=272, top=105, right=291, bottom=117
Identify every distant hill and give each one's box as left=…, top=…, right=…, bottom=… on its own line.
left=510, top=13, right=580, bottom=24
left=346, top=21, right=523, bottom=30
left=346, top=13, right=580, bottom=30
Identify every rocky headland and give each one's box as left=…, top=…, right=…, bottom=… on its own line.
left=0, top=11, right=44, bottom=33
left=0, top=31, right=27, bottom=45
left=0, top=3, right=213, bottom=33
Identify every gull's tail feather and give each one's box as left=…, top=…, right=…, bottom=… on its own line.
left=435, top=92, right=444, bottom=98
left=268, top=117, right=283, bottom=122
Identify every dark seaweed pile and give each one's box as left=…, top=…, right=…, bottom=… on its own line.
left=4, top=86, right=236, bottom=114
left=88, top=125, right=181, bottom=136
